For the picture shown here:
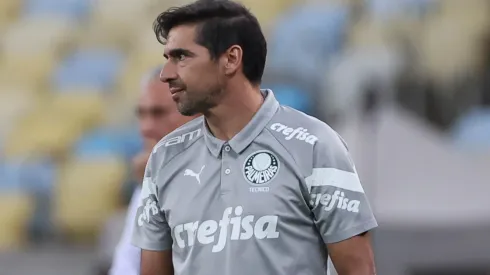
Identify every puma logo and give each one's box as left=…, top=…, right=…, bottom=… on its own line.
left=184, top=165, right=205, bottom=184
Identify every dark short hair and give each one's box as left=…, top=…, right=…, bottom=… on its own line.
left=153, top=0, right=267, bottom=85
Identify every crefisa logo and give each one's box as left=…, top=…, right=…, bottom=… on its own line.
left=243, top=150, right=279, bottom=193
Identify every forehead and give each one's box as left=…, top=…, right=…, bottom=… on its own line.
left=164, top=24, right=198, bottom=51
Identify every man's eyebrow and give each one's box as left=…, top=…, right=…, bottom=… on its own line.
left=163, top=48, right=195, bottom=59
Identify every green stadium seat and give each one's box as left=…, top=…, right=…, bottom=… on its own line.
left=50, top=92, right=106, bottom=129
left=53, top=157, right=125, bottom=241
left=4, top=108, right=87, bottom=158
left=87, top=0, right=156, bottom=46
left=1, top=16, right=77, bottom=88
left=238, top=0, right=296, bottom=30
left=0, top=90, right=35, bottom=145
left=0, top=192, right=34, bottom=251
left=0, top=0, right=22, bottom=32
left=348, top=18, right=392, bottom=48
left=419, top=13, right=489, bottom=83
left=118, top=27, right=165, bottom=99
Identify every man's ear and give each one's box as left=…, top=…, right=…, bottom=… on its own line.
left=223, top=45, right=243, bottom=76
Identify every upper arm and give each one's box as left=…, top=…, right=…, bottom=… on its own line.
left=305, top=131, right=377, bottom=244
left=132, top=153, right=173, bottom=251
left=141, top=250, right=174, bottom=275
left=304, top=130, right=377, bottom=273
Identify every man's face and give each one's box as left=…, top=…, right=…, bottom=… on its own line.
left=160, top=24, right=223, bottom=116
left=137, top=79, right=192, bottom=144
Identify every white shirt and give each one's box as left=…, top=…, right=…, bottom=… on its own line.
left=109, top=186, right=142, bottom=275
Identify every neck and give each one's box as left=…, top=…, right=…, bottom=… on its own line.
left=205, top=82, right=263, bottom=141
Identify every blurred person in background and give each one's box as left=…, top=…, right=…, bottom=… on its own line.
left=108, top=67, right=199, bottom=275
left=132, top=1, right=377, bottom=275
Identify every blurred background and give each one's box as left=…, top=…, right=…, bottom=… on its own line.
left=0, top=0, right=489, bottom=274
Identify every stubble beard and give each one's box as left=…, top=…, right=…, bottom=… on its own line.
left=177, top=89, right=222, bottom=116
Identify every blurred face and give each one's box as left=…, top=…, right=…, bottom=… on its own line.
left=137, top=78, right=192, bottom=144
left=160, top=24, right=224, bottom=116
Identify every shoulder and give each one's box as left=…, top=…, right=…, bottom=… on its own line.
left=154, top=116, right=204, bottom=151
left=267, top=105, right=346, bottom=152
left=266, top=105, right=351, bottom=173
left=148, top=116, right=204, bottom=172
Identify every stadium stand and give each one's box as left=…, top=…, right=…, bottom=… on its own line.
left=265, top=84, right=313, bottom=114
left=53, top=157, right=126, bottom=241
left=74, top=127, right=142, bottom=160
left=418, top=3, right=490, bottom=83
left=451, top=107, right=490, bottom=149
left=267, top=2, right=350, bottom=86
left=118, top=27, right=166, bottom=101
left=0, top=90, right=34, bottom=147
left=22, top=0, right=92, bottom=21
left=0, top=0, right=489, bottom=274
left=0, top=0, right=21, bottom=32
left=53, top=49, right=125, bottom=92
left=86, top=0, right=156, bottom=46
left=239, top=0, right=296, bottom=31
left=50, top=92, right=105, bottom=127
left=1, top=16, right=76, bottom=89
left=0, top=192, right=34, bottom=249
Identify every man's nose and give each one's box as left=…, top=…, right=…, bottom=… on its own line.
left=160, top=63, right=177, bottom=83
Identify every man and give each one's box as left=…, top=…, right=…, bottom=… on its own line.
left=109, top=67, right=198, bottom=275
left=132, top=1, right=378, bottom=275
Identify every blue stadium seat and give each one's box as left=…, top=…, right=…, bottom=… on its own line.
left=23, top=158, right=57, bottom=194
left=0, top=161, right=23, bottom=191
left=23, top=0, right=91, bottom=20
left=367, top=0, right=436, bottom=20
left=0, top=158, right=56, bottom=194
left=268, top=4, right=349, bottom=84
left=73, top=127, right=142, bottom=160
left=53, top=49, right=124, bottom=92
left=0, top=158, right=57, bottom=240
left=268, top=85, right=312, bottom=114
left=119, top=128, right=144, bottom=159
left=451, top=107, right=490, bottom=149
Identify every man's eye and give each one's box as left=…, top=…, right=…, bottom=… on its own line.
left=178, top=54, right=186, bottom=61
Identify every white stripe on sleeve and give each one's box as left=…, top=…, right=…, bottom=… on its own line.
left=305, top=168, right=364, bottom=193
